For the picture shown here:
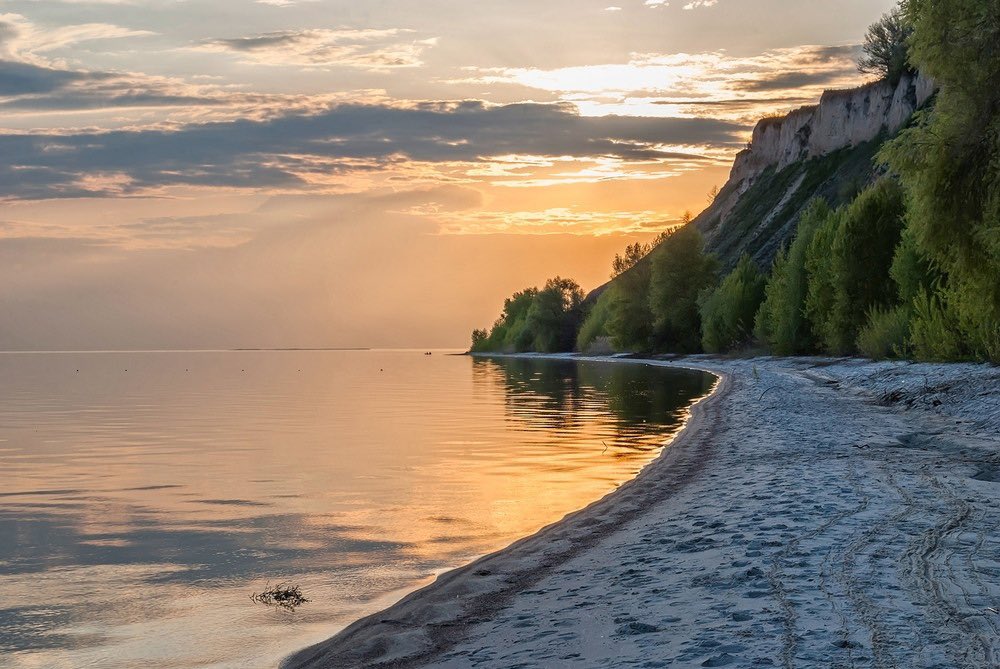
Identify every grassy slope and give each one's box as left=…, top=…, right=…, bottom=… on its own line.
left=583, top=136, right=885, bottom=308
left=700, top=136, right=885, bottom=271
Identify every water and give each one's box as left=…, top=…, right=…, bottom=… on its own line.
left=0, top=350, right=714, bottom=668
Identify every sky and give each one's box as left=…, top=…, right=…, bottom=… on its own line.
left=0, top=0, right=896, bottom=350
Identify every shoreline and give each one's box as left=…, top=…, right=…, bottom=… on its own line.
left=283, top=355, right=1000, bottom=669
left=283, top=356, right=726, bottom=668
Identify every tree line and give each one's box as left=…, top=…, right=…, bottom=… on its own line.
left=473, top=0, right=1000, bottom=364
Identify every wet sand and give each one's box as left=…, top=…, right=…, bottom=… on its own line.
left=283, top=356, right=1000, bottom=669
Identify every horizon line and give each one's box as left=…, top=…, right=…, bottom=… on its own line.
left=0, top=347, right=467, bottom=354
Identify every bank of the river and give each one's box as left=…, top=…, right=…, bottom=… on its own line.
left=284, top=356, right=1000, bottom=669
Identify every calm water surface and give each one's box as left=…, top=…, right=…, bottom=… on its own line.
left=0, top=351, right=714, bottom=668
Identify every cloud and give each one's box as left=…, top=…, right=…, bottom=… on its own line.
left=0, top=16, right=395, bottom=120
left=196, top=28, right=436, bottom=69
left=0, top=13, right=152, bottom=61
left=682, top=0, right=717, bottom=9
left=0, top=56, right=363, bottom=117
left=0, top=59, right=109, bottom=95
left=417, top=206, right=685, bottom=236
left=0, top=101, right=743, bottom=199
left=736, top=70, right=851, bottom=92
left=0, top=14, right=248, bottom=116
left=453, top=45, right=863, bottom=122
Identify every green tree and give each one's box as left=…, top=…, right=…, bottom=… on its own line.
left=804, top=207, right=842, bottom=352
left=699, top=254, right=766, bottom=353
left=755, top=199, right=829, bottom=355
left=832, top=179, right=907, bottom=352
left=576, top=287, right=616, bottom=352
left=858, top=5, right=914, bottom=83
left=612, top=243, right=649, bottom=277
left=648, top=224, right=718, bottom=353
left=607, top=264, right=655, bottom=352
left=470, top=328, right=489, bottom=352
left=526, top=277, right=585, bottom=352
left=880, top=0, right=1000, bottom=362
left=500, top=288, right=539, bottom=351
left=471, top=287, right=538, bottom=352
left=805, top=180, right=905, bottom=354
left=890, top=224, right=940, bottom=307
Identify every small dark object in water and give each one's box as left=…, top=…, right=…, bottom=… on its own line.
left=425, top=352, right=433, bottom=355
left=251, top=583, right=309, bottom=611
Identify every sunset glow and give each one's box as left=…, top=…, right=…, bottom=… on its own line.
left=0, top=0, right=896, bottom=349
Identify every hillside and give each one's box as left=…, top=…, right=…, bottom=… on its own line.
left=695, top=72, right=935, bottom=270
left=472, top=0, right=1000, bottom=363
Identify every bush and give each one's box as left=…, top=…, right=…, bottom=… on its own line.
left=909, top=289, right=965, bottom=361
left=700, top=255, right=766, bottom=353
left=857, top=306, right=910, bottom=359
left=945, top=282, right=1000, bottom=363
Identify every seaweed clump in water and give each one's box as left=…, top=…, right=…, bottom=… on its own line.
left=251, top=583, right=309, bottom=611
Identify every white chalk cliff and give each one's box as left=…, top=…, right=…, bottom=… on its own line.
left=729, top=72, right=936, bottom=192
left=695, top=72, right=936, bottom=267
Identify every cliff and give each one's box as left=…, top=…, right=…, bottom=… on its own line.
left=695, top=72, right=935, bottom=269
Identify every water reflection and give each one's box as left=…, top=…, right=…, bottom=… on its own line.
left=476, top=357, right=715, bottom=450
left=0, top=351, right=712, bottom=668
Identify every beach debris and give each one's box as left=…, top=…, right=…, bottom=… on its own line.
left=251, top=582, right=309, bottom=611
left=615, top=621, right=660, bottom=635
left=758, top=386, right=776, bottom=401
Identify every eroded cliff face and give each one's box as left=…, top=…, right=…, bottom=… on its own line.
left=729, top=72, right=935, bottom=190
left=695, top=72, right=935, bottom=269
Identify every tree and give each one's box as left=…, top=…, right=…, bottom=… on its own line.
left=607, top=264, right=655, bottom=353
left=880, top=0, right=1000, bottom=362
left=755, top=199, right=829, bottom=355
left=830, top=179, right=907, bottom=351
left=470, top=328, right=489, bottom=352
left=648, top=224, right=718, bottom=352
left=526, top=277, right=585, bottom=352
left=576, top=287, right=616, bottom=352
left=858, top=5, right=913, bottom=83
left=500, top=288, right=539, bottom=351
left=612, top=243, right=649, bottom=277
left=611, top=228, right=677, bottom=278
left=470, top=287, right=537, bottom=352
left=603, top=228, right=680, bottom=353
left=805, top=180, right=906, bottom=355
left=699, top=254, right=766, bottom=353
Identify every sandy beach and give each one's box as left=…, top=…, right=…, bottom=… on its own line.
left=283, top=356, right=1000, bottom=669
